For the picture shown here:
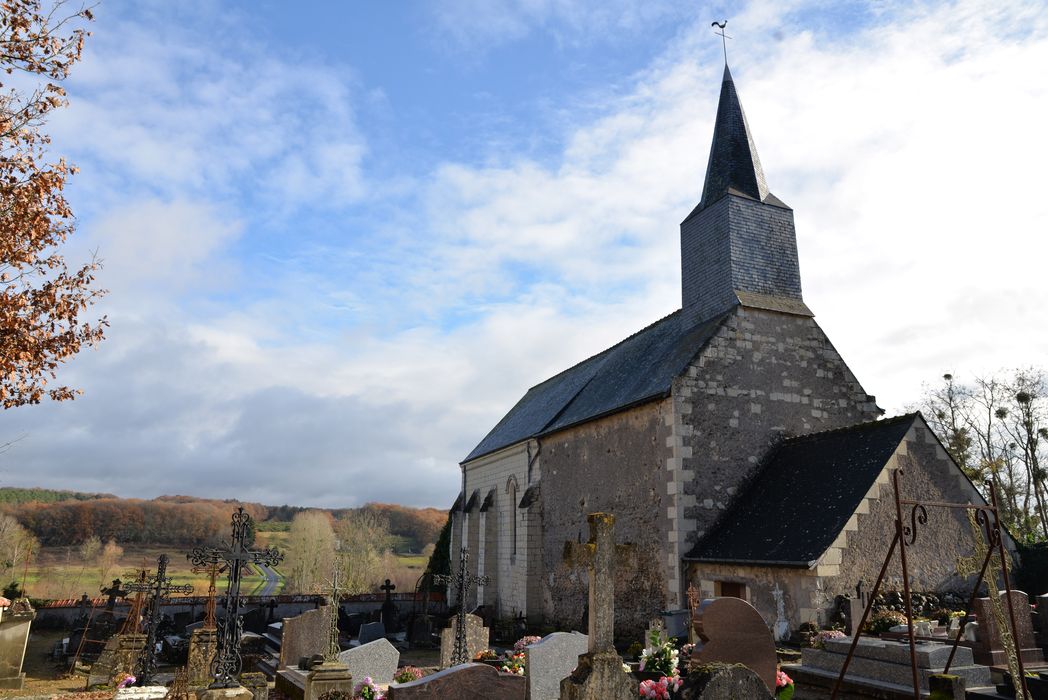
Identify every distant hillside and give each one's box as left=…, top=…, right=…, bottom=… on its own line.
left=2, top=490, right=447, bottom=551
left=0, top=487, right=115, bottom=505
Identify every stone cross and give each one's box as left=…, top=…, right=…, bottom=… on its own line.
left=101, top=578, right=128, bottom=611
left=563, top=512, right=635, bottom=653
left=381, top=578, right=396, bottom=601
left=131, top=554, right=193, bottom=685
left=189, top=506, right=284, bottom=688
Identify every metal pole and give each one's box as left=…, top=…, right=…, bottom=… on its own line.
left=943, top=544, right=995, bottom=673
left=990, top=482, right=1029, bottom=698
left=892, top=469, right=921, bottom=700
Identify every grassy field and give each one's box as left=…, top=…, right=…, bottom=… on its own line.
left=15, top=534, right=429, bottom=601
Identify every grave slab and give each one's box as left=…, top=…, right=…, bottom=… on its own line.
left=387, top=662, right=525, bottom=699
left=690, top=597, right=776, bottom=692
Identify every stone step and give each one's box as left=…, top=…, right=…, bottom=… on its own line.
left=801, top=648, right=991, bottom=690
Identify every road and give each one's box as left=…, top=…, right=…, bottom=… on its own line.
left=256, top=563, right=282, bottom=596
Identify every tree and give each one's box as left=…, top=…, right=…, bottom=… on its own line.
left=0, top=513, right=35, bottom=581
left=335, top=509, right=392, bottom=594
left=97, top=537, right=121, bottom=586
left=283, top=510, right=336, bottom=593
left=1, top=0, right=106, bottom=408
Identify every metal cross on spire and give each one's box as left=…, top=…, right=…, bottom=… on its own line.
left=133, top=554, right=194, bottom=686
left=712, top=20, right=731, bottom=65
left=189, top=507, right=283, bottom=688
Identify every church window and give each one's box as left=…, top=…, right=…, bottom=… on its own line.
left=715, top=580, right=746, bottom=599
left=507, top=477, right=518, bottom=558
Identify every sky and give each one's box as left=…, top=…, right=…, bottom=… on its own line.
left=1, top=0, right=1046, bottom=509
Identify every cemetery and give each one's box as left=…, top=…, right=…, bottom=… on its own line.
left=0, top=3, right=1045, bottom=700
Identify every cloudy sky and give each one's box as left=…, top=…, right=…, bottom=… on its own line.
left=1, top=0, right=1046, bottom=509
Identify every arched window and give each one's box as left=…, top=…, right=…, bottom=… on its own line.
left=506, top=476, right=519, bottom=557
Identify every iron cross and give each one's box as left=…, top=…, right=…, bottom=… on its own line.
left=326, top=565, right=343, bottom=662
left=133, top=554, right=194, bottom=686
left=712, top=20, right=731, bottom=65
left=189, top=507, right=283, bottom=688
left=434, top=547, right=489, bottom=665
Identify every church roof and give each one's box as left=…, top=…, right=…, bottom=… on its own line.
left=685, top=414, right=919, bottom=567
left=463, top=310, right=729, bottom=463
left=689, top=64, right=783, bottom=220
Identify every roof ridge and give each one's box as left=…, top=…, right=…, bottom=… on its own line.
left=781, top=413, right=919, bottom=445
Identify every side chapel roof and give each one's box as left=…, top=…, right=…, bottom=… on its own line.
left=685, top=414, right=920, bottom=567
left=463, top=310, right=728, bottom=462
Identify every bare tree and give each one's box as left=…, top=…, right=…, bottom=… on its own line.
left=334, top=509, right=392, bottom=594
left=98, top=538, right=122, bottom=586
left=283, top=510, right=336, bottom=593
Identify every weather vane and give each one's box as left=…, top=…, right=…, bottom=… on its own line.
left=712, top=20, right=731, bottom=65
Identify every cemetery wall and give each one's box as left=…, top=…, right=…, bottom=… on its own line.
left=539, top=400, right=675, bottom=640
left=826, top=419, right=986, bottom=603
left=676, top=306, right=881, bottom=600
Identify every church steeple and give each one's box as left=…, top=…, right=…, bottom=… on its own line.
left=699, top=65, right=769, bottom=210
left=680, top=64, right=810, bottom=328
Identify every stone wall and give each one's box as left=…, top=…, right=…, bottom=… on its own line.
left=539, top=400, right=674, bottom=640
left=677, top=306, right=881, bottom=586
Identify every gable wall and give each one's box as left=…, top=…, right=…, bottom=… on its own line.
left=677, top=306, right=881, bottom=573
left=538, top=399, right=674, bottom=640
left=824, top=420, right=983, bottom=606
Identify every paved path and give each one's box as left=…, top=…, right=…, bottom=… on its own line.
left=257, top=563, right=281, bottom=596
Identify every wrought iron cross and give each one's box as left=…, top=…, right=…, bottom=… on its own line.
left=192, top=560, right=225, bottom=630
left=132, top=554, right=194, bottom=686
left=712, top=20, right=731, bottom=65
left=434, top=547, right=489, bottom=665
left=189, top=507, right=283, bottom=688
left=100, top=578, right=128, bottom=611
left=326, top=565, right=343, bottom=662
left=120, top=569, right=151, bottom=635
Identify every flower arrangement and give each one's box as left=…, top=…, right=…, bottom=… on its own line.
left=513, top=635, right=542, bottom=652
left=812, top=629, right=847, bottom=649
left=680, top=642, right=695, bottom=658
left=393, top=666, right=425, bottom=684
left=474, top=649, right=499, bottom=661
left=638, top=675, right=681, bottom=699
left=353, top=676, right=383, bottom=700
left=114, top=673, right=136, bottom=689
left=638, top=628, right=679, bottom=677
left=776, top=668, right=794, bottom=700
left=865, top=610, right=908, bottom=634
left=500, top=651, right=526, bottom=675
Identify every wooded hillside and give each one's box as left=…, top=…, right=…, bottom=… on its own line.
left=1, top=489, right=448, bottom=551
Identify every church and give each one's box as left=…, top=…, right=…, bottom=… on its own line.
left=448, top=62, right=995, bottom=640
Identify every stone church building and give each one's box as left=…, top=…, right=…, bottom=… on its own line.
left=449, top=64, right=995, bottom=640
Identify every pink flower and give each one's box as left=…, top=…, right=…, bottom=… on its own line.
left=776, top=669, right=793, bottom=687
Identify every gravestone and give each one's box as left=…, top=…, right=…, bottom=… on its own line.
left=523, top=631, right=587, bottom=700
left=358, top=621, right=386, bottom=646
left=113, top=686, right=169, bottom=700
left=87, top=633, right=146, bottom=689
left=0, top=598, right=35, bottom=689
left=387, top=662, right=525, bottom=699
left=439, top=614, right=488, bottom=669
left=971, top=590, right=1043, bottom=666
left=559, top=512, right=637, bottom=700
left=279, top=605, right=332, bottom=670
left=305, top=660, right=353, bottom=700
left=690, top=597, right=776, bottom=692
left=337, top=637, right=399, bottom=687
left=188, top=627, right=218, bottom=688
left=239, top=672, right=268, bottom=700
left=678, top=662, right=773, bottom=700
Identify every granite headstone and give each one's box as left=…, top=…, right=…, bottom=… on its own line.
left=336, top=637, right=399, bottom=687
left=971, top=590, right=1043, bottom=666
left=439, top=614, right=488, bottom=669
left=357, top=621, right=386, bottom=646
left=524, top=631, right=588, bottom=700
left=279, top=605, right=332, bottom=671
left=690, top=597, right=776, bottom=692
left=387, top=663, right=525, bottom=700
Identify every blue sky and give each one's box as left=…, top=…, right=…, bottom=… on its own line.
left=2, top=0, right=1047, bottom=508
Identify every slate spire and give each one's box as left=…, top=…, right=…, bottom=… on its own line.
left=698, top=64, right=769, bottom=210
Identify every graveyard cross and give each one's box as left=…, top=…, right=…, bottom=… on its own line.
left=381, top=578, right=396, bottom=601
left=711, top=20, right=731, bottom=64
left=189, top=507, right=284, bottom=688
left=192, top=560, right=225, bottom=630
left=326, top=565, right=343, bottom=662
left=121, top=569, right=152, bottom=635
left=562, top=512, right=636, bottom=653
left=131, top=554, right=194, bottom=686
left=101, top=578, right=128, bottom=611
left=433, top=546, right=490, bottom=665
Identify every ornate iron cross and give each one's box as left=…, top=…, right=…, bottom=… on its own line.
left=434, top=546, right=489, bottom=665
left=191, top=560, right=225, bottom=630
left=189, top=507, right=283, bottom=688
left=326, top=565, right=343, bottom=662
left=132, top=554, right=194, bottom=685
left=120, top=569, right=151, bottom=635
